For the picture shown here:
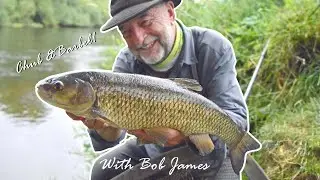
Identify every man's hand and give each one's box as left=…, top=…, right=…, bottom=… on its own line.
left=66, top=111, right=107, bottom=129
left=128, top=128, right=186, bottom=147
left=65, top=111, right=123, bottom=142
left=66, top=111, right=185, bottom=146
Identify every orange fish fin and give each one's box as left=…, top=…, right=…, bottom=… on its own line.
left=189, top=134, right=215, bottom=156
left=91, top=107, right=119, bottom=128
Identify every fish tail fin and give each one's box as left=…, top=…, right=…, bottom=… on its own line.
left=230, top=132, right=262, bottom=175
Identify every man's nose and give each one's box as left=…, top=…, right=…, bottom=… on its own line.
left=131, top=26, right=146, bottom=46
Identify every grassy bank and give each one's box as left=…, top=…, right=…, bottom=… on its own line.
left=255, top=97, right=320, bottom=179
left=182, top=1, right=320, bottom=179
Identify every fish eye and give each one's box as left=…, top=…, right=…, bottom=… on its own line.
left=54, top=81, right=64, bottom=91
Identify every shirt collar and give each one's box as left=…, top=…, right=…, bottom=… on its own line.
left=176, top=19, right=198, bottom=65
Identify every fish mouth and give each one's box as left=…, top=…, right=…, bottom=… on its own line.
left=35, top=82, right=53, bottom=99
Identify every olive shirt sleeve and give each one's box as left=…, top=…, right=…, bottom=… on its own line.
left=197, top=31, right=248, bottom=131
left=87, top=50, right=131, bottom=152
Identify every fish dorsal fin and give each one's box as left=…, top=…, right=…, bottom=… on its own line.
left=169, top=78, right=203, bottom=92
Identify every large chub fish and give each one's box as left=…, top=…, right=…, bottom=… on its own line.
left=35, top=69, right=262, bottom=175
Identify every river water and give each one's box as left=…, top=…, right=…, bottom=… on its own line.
left=0, top=27, right=122, bottom=180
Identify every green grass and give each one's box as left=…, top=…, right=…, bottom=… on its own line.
left=252, top=97, right=320, bottom=179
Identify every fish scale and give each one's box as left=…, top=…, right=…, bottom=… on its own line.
left=97, top=83, right=241, bottom=146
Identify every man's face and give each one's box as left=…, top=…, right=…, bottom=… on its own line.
left=118, top=2, right=176, bottom=65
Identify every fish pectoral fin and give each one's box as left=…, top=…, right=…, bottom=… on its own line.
left=91, top=107, right=119, bottom=127
left=189, top=134, right=215, bottom=156
left=169, top=78, right=203, bottom=92
left=144, top=129, right=169, bottom=147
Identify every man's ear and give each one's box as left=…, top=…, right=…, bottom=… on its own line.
left=165, top=1, right=176, bottom=22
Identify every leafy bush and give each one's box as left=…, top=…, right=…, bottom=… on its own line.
left=0, top=0, right=108, bottom=27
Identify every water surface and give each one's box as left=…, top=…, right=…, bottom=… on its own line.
left=0, top=27, right=122, bottom=180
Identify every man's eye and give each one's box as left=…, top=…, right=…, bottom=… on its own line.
left=141, top=20, right=152, bottom=27
left=121, top=30, right=131, bottom=38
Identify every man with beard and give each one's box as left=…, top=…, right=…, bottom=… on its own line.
left=67, top=0, right=248, bottom=179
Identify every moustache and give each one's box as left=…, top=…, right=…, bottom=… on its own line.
left=136, top=36, right=159, bottom=50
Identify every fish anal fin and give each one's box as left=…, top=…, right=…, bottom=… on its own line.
left=169, top=78, right=203, bottom=92
left=189, top=134, right=215, bottom=156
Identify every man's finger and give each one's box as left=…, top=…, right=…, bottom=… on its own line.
left=128, top=130, right=146, bottom=136
left=127, top=129, right=186, bottom=147
left=165, top=136, right=186, bottom=146
left=128, top=130, right=155, bottom=142
left=83, top=119, right=109, bottom=130
left=65, top=111, right=85, bottom=121
left=93, top=119, right=108, bottom=129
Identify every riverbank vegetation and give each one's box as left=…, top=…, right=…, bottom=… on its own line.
left=99, top=0, right=320, bottom=179
left=0, top=0, right=108, bottom=28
